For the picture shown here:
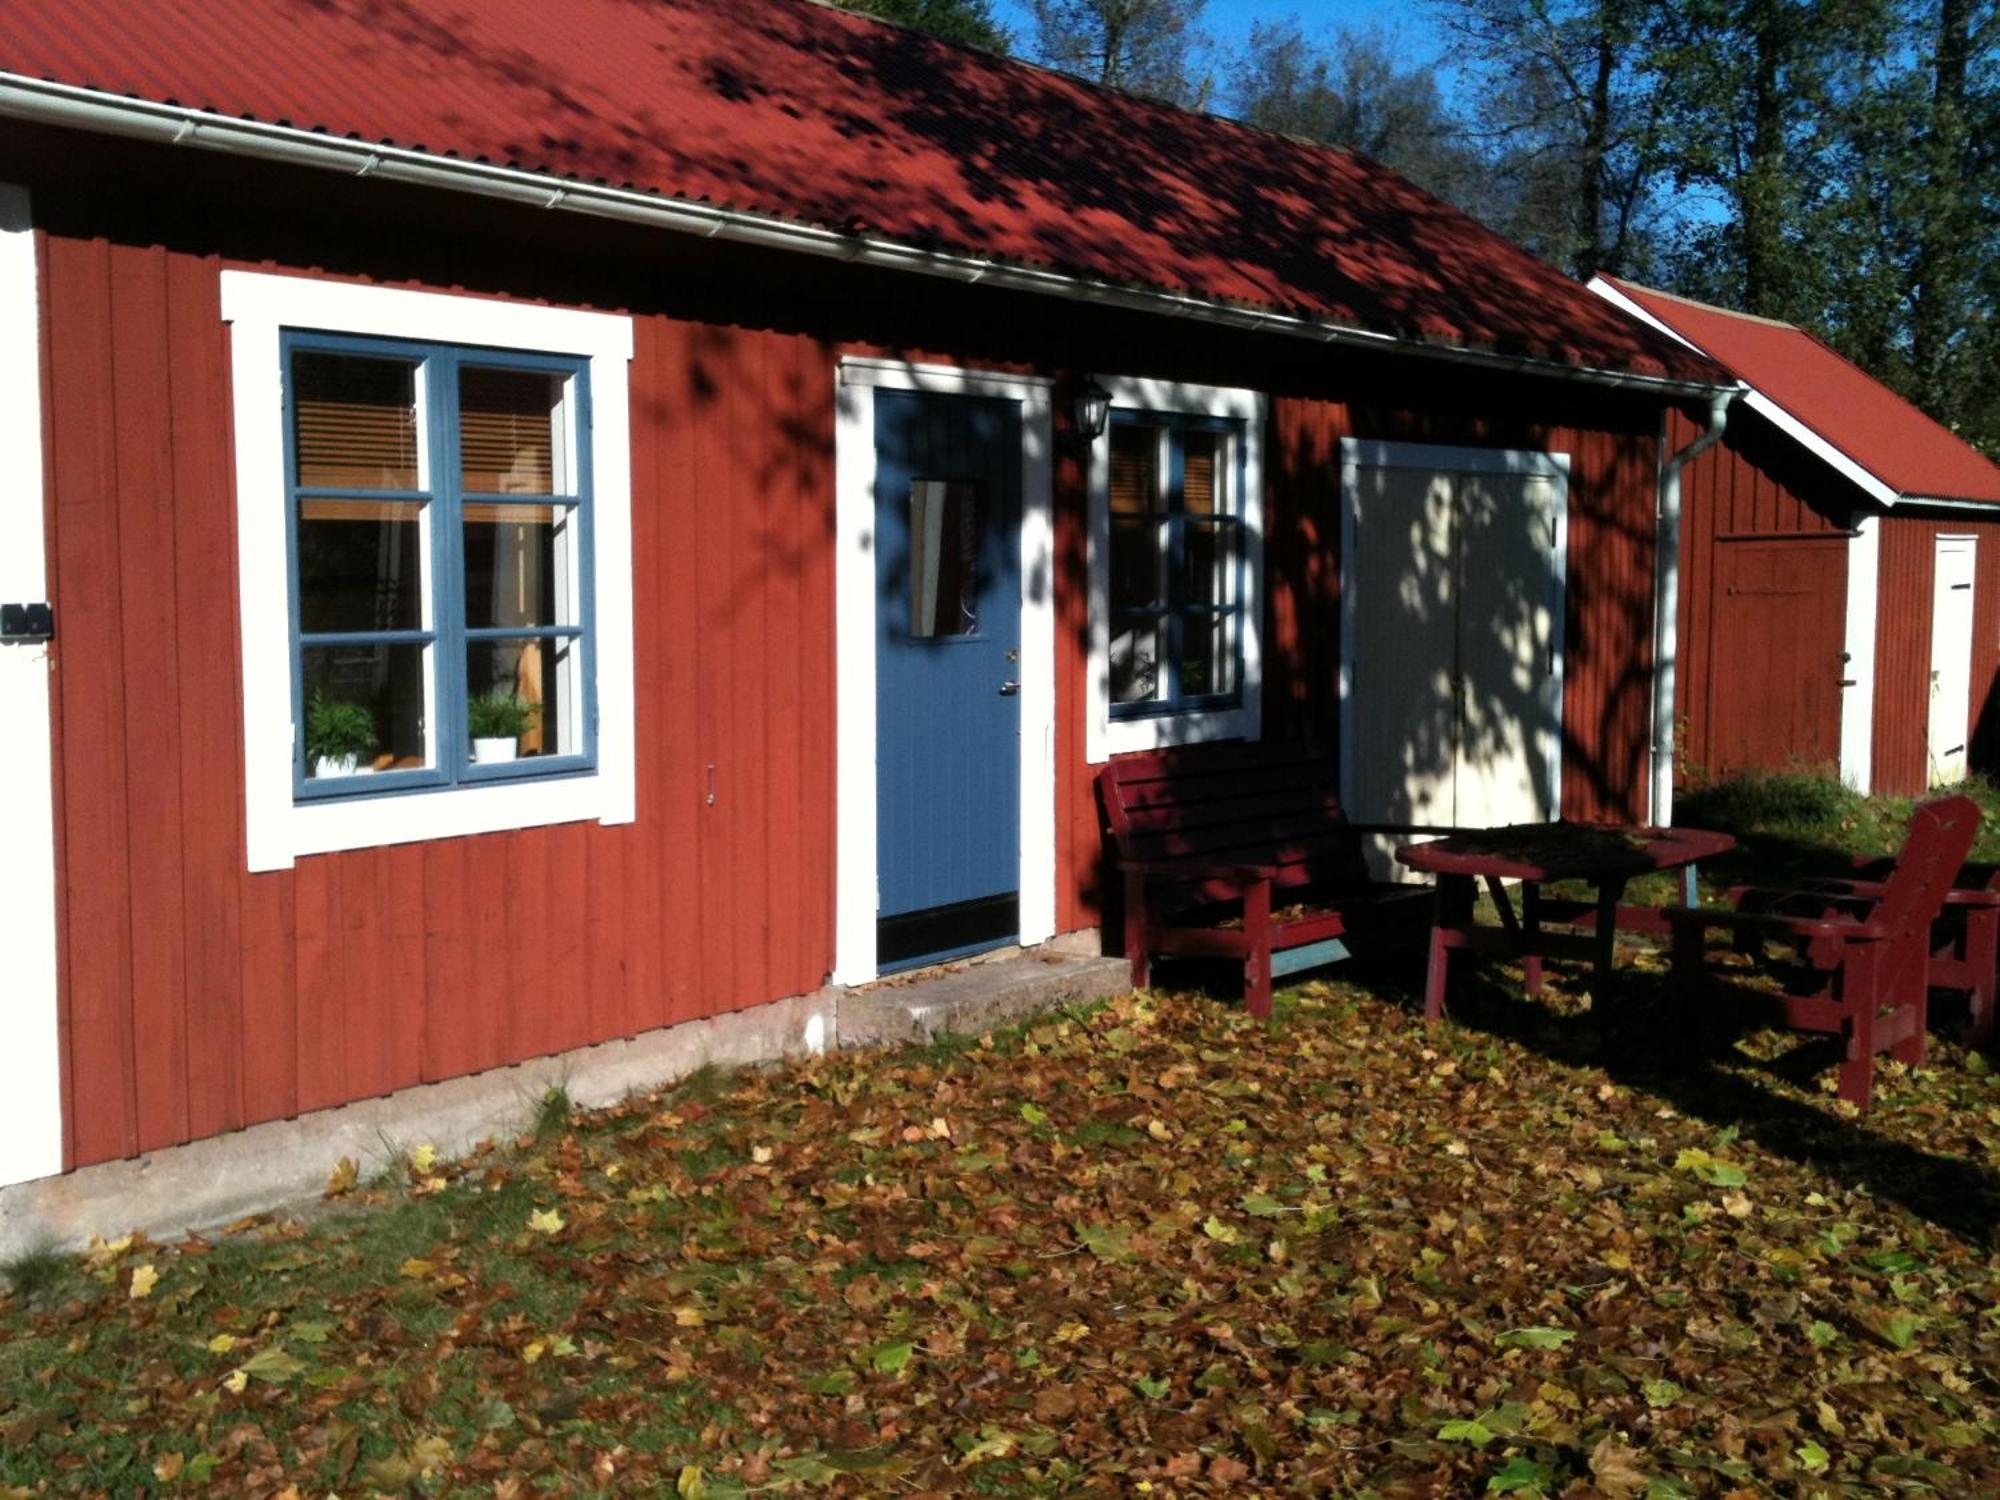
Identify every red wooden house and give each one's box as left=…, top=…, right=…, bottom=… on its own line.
left=0, top=0, right=1732, bottom=1200
left=1590, top=277, right=2000, bottom=796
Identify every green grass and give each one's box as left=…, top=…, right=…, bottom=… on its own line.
left=529, top=1079, right=574, bottom=1141
left=0, top=1244, right=68, bottom=1302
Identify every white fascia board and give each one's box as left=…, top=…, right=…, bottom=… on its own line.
left=1588, top=279, right=1907, bottom=512
left=1741, top=390, right=1902, bottom=509
left=0, top=73, right=1736, bottom=401
left=0, top=183, right=64, bottom=1188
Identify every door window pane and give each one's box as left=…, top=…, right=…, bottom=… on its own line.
left=1183, top=429, right=1223, bottom=515
left=302, top=643, right=428, bottom=776
left=293, top=352, right=420, bottom=490
left=461, top=367, right=566, bottom=494
left=1111, top=621, right=1161, bottom=704
left=908, top=479, right=979, bottom=638
left=1109, top=423, right=1160, bottom=514
left=462, top=503, right=579, bottom=629
left=467, top=635, right=583, bottom=760
left=1111, top=518, right=1163, bottom=612
left=297, top=499, right=424, bottom=633
left=1182, top=613, right=1235, bottom=698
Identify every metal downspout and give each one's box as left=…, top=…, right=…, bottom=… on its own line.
left=1651, top=388, right=1737, bottom=825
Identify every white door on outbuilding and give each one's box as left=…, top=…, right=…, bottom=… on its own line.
left=1341, top=440, right=1567, bottom=876
left=1928, top=535, right=1976, bottom=786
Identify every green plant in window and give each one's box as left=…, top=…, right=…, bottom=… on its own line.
left=468, top=690, right=538, bottom=741
left=305, top=691, right=378, bottom=767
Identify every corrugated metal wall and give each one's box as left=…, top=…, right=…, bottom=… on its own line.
left=1872, top=514, right=2000, bottom=796
left=1671, top=405, right=1853, bottom=780
left=40, top=235, right=838, bottom=1168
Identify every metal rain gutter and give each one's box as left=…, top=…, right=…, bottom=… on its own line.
left=0, top=72, right=1735, bottom=398
left=1650, top=386, right=1742, bottom=825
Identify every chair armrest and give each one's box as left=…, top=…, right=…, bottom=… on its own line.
left=1343, top=822, right=1472, bottom=837
left=1119, top=857, right=1274, bottom=883
left=1662, top=906, right=1887, bottom=941
left=1742, top=878, right=2000, bottom=909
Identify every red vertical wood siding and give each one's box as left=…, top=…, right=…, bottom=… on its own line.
left=38, top=176, right=1663, bottom=1166
left=1671, top=406, right=1853, bottom=781
left=1872, top=514, right=2000, bottom=796
left=42, top=238, right=840, bottom=1168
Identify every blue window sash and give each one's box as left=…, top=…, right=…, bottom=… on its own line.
left=283, top=331, right=598, bottom=801
left=1108, top=410, right=1247, bottom=720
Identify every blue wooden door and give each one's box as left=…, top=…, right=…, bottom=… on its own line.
left=874, top=389, right=1022, bottom=968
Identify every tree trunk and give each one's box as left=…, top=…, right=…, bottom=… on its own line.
left=1739, top=0, right=1790, bottom=315
left=1576, top=12, right=1615, bottom=279
left=1910, top=0, right=1973, bottom=414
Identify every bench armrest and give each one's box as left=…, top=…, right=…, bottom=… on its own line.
left=1342, top=822, right=1473, bottom=837
left=1662, top=905, right=1887, bottom=942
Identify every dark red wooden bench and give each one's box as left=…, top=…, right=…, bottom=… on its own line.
left=1098, top=742, right=1437, bottom=1018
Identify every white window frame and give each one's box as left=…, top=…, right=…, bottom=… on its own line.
left=1085, top=376, right=1265, bottom=763
left=222, top=272, right=636, bottom=872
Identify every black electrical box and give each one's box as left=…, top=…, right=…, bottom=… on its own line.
left=0, top=602, right=53, bottom=643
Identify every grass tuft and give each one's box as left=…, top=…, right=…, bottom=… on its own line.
left=531, top=1081, right=574, bottom=1141
left=1, top=1244, right=70, bottom=1302
left=667, top=1060, right=730, bottom=1106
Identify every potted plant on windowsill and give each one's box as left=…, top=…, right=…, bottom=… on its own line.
left=469, top=690, right=538, bottom=765
left=306, top=691, right=378, bottom=780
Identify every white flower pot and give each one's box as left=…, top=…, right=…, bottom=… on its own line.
left=314, top=753, right=360, bottom=779
left=473, top=736, right=518, bottom=765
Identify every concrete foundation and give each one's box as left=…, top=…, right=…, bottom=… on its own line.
left=0, top=947, right=1125, bottom=1258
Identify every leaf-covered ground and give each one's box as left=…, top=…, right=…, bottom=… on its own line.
left=4, top=952, right=1999, bottom=1497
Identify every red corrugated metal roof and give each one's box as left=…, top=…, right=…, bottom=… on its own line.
left=1604, top=277, right=2000, bottom=505
left=0, top=0, right=1724, bottom=386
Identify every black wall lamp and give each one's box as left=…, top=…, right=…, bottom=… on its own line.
left=1072, top=378, right=1111, bottom=442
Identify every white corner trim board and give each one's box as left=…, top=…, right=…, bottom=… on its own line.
left=832, top=358, right=1058, bottom=986
left=220, top=271, right=637, bottom=872
left=0, top=184, right=64, bottom=1188
left=1084, top=376, right=1266, bottom=764
left=1839, top=515, right=1880, bottom=792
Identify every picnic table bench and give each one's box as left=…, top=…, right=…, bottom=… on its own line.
left=1099, top=742, right=1438, bottom=1018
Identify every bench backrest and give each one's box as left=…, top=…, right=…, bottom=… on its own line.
left=1098, top=741, right=1370, bottom=910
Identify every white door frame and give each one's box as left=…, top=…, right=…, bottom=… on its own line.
left=1838, top=515, right=1880, bottom=792
left=832, top=358, right=1056, bottom=986
left=1928, top=533, right=1977, bottom=785
left=0, top=184, right=64, bottom=1188
left=1338, top=438, right=1570, bottom=823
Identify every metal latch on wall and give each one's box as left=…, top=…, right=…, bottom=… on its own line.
left=0, top=603, right=52, bottom=644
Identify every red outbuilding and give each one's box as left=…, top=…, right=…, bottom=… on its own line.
left=1591, top=276, right=2000, bottom=796
left=0, top=0, right=1733, bottom=1204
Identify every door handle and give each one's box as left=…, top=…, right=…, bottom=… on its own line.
left=999, top=680, right=1020, bottom=696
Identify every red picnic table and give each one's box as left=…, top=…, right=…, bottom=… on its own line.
left=1395, top=823, right=1736, bottom=1019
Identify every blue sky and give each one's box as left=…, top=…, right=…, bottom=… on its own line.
left=987, top=0, right=1455, bottom=77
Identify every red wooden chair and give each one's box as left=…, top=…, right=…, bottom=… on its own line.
left=1847, top=857, right=1999, bottom=1048
left=1663, top=795, right=1982, bottom=1108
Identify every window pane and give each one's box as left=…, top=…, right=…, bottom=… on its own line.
left=1110, top=517, right=1163, bottom=612
left=1181, top=612, right=1236, bottom=698
left=1183, top=430, right=1225, bottom=515
left=302, top=643, right=428, bottom=777
left=1110, top=621, right=1161, bottom=704
left=908, top=479, right=979, bottom=638
left=1109, top=424, right=1160, bottom=514
left=293, top=351, right=420, bottom=490
left=1183, top=518, right=1238, bottom=609
left=461, top=367, right=566, bottom=494
left=297, top=499, right=424, bottom=633
left=462, top=503, right=578, bottom=629
left=467, top=636, right=582, bottom=761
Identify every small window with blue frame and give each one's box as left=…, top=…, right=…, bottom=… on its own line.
left=285, top=333, right=595, bottom=798
left=1107, top=411, right=1245, bottom=717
